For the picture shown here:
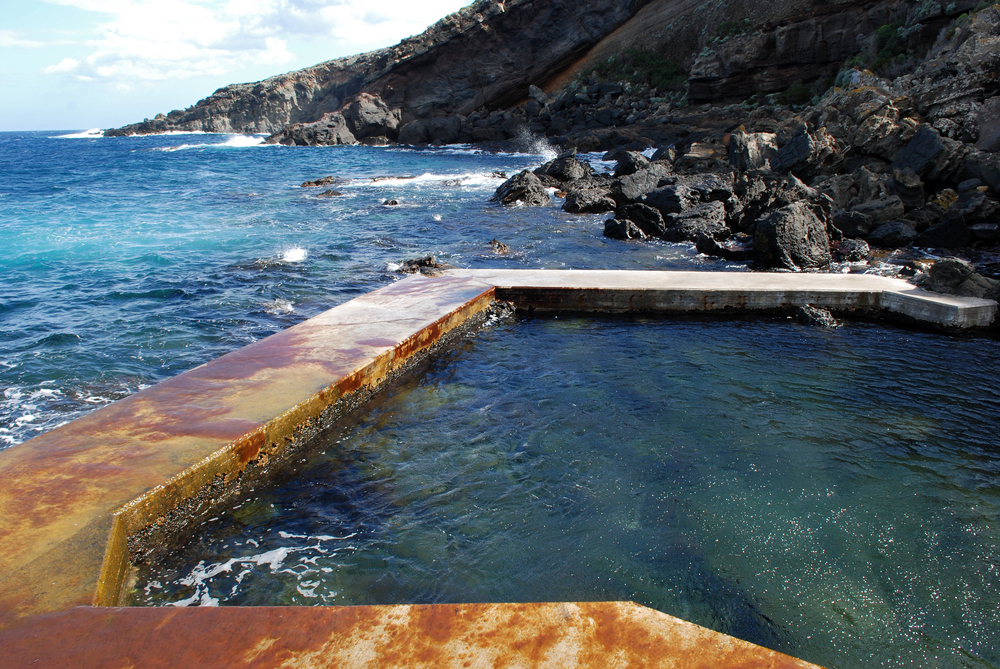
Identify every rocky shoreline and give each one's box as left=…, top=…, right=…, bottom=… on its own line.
left=108, top=0, right=1000, bottom=303
left=474, top=5, right=1000, bottom=301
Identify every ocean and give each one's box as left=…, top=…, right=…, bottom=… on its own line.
left=0, top=130, right=735, bottom=449
left=4, top=130, right=999, bottom=668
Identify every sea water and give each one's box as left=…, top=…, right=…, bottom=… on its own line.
left=135, top=316, right=1000, bottom=669
left=0, top=131, right=735, bottom=448
left=5, top=131, right=998, bottom=668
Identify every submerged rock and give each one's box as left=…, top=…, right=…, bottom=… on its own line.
left=300, top=176, right=341, bottom=187
left=397, top=255, right=454, bottom=276
left=795, top=305, right=838, bottom=327
left=489, top=239, right=512, bottom=255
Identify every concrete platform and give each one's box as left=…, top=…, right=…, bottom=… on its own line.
left=2, top=269, right=990, bottom=668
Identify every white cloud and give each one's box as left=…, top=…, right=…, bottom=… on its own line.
left=0, top=30, right=47, bottom=48
left=39, top=0, right=468, bottom=83
left=42, top=57, right=81, bottom=74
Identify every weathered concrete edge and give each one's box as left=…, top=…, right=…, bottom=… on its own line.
left=448, top=269, right=998, bottom=329
left=91, top=284, right=498, bottom=607
left=3, top=601, right=826, bottom=669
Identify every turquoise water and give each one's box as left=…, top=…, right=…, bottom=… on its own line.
left=0, top=131, right=732, bottom=448
left=136, top=316, right=1000, bottom=669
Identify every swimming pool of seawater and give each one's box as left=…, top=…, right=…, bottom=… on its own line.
left=135, top=315, right=1000, bottom=669
left=0, top=131, right=739, bottom=449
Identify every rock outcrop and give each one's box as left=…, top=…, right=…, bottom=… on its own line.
left=106, top=0, right=647, bottom=138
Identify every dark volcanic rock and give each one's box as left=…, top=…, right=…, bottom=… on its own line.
left=397, top=255, right=454, bottom=276
left=612, top=164, right=672, bottom=204
left=344, top=93, right=401, bottom=140
left=663, top=201, right=728, bottom=243
left=563, top=187, right=616, bottom=213
left=892, top=124, right=967, bottom=182
left=754, top=202, right=832, bottom=270
left=489, top=239, right=512, bottom=254
left=831, top=238, right=869, bottom=262
left=613, top=151, right=651, bottom=177
left=867, top=221, right=918, bottom=248
left=915, top=257, right=1000, bottom=297
left=641, top=181, right=701, bottom=218
left=493, top=170, right=551, bottom=206
left=850, top=196, right=905, bottom=226
left=604, top=218, right=647, bottom=240
left=832, top=211, right=873, bottom=238
left=916, top=210, right=971, bottom=248
left=796, top=305, right=838, bottom=327
left=535, top=154, right=594, bottom=183
left=617, top=204, right=667, bottom=237
left=398, top=119, right=430, bottom=145
left=300, top=176, right=341, bottom=187
left=729, top=131, right=778, bottom=171
left=269, top=113, right=357, bottom=146
left=770, top=126, right=843, bottom=179
left=888, top=167, right=925, bottom=210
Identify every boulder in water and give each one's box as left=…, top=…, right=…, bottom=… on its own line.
left=492, top=170, right=551, bottom=206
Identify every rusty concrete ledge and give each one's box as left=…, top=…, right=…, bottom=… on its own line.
left=0, top=274, right=496, bottom=619
left=1, top=602, right=821, bottom=668
left=4, top=268, right=984, bottom=667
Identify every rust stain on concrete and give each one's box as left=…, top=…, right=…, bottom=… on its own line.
left=0, top=603, right=825, bottom=669
left=0, top=274, right=495, bottom=619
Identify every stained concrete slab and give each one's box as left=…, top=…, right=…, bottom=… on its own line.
left=1, top=602, right=822, bottom=669
left=1, top=269, right=988, bottom=668
left=447, top=269, right=997, bottom=328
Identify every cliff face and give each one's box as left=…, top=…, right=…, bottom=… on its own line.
left=104, top=0, right=649, bottom=137
left=107, top=0, right=986, bottom=141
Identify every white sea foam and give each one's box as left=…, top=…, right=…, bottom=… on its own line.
left=371, top=171, right=504, bottom=189
left=579, top=151, right=617, bottom=175
left=282, top=248, right=307, bottom=263
left=264, top=298, right=294, bottom=315
left=157, top=135, right=267, bottom=152
left=53, top=128, right=103, bottom=139
left=168, top=531, right=356, bottom=606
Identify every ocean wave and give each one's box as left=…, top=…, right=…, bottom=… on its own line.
left=156, top=135, right=267, bottom=152
left=53, top=129, right=103, bottom=139
left=0, top=381, right=135, bottom=448
left=367, top=171, right=505, bottom=188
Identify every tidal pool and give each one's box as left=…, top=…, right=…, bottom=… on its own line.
left=135, top=316, right=1000, bottom=669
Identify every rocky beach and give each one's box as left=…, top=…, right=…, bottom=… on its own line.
left=104, top=0, right=1000, bottom=308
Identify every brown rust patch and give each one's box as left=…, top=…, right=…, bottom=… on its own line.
left=1, top=603, right=826, bottom=668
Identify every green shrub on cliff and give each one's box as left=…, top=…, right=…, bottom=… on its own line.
left=592, top=49, right=687, bottom=92
left=716, top=19, right=751, bottom=39
left=873, top=20, right=907, bottom=70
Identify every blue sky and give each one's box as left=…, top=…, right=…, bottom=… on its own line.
left=1, top=0, right=469, bottom=131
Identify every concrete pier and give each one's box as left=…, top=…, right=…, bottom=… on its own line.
left=1, top=270, right=992, bottom=668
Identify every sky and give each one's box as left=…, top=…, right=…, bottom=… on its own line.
left=0, top=0, right=470, bottom=131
